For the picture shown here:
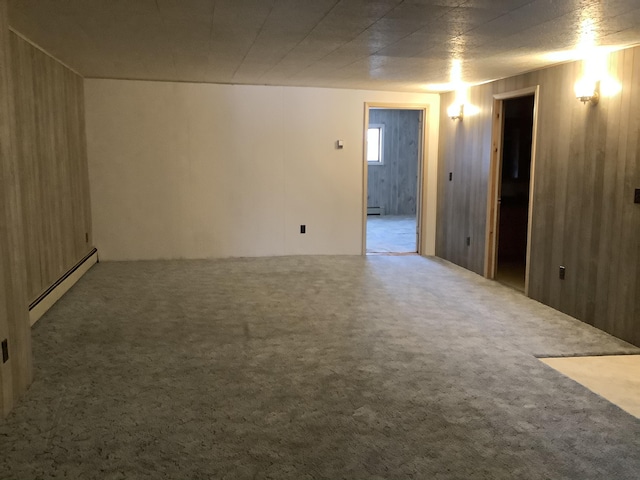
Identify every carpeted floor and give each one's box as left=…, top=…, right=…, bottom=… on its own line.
left=1, top=255, right=640, bottom=479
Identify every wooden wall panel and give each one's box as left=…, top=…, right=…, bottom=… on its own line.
left=436, top=83, right=494, bottom=273
left=0, top=0, right=32, bottom=417
left=367, top=109, right=420, bottom=215
left=437, top=46, right=640, bottom=347
left=10, top=33, right=92, bottom=302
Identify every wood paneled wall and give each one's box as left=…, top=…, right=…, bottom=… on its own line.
left=0, top=0, right=32, bottom=417
left=437, top=83, right=494, bottom=274
left=0, top=22, right=92, bottom=416
left=10, top=32, right=92, bottom=302
left=367, top=109, right=421, bottom=216
left=437, top=47, right=640, bottom=346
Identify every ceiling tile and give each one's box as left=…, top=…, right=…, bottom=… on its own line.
left=7, top=0, right=640, bottom=92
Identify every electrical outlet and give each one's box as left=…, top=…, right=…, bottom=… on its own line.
left=466, top=237, right=471, bottom=246
left=300, top=225, right=306, bottom=234
left=634, top=188, right=640, bottom=204
left=85, top=232, right=89, bottom=243
left=559, top=266, right=566, bottom=280
left=1, top=339, right=8, bottom=363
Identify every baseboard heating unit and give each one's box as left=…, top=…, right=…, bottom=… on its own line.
left=28, top=248, right=98, bottom=326
left=367, top=206, right=384, bottom=215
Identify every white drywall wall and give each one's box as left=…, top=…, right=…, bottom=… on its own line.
left=85, top=80, right=439, bottom=260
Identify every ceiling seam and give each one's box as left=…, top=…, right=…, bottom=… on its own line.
left=230, top=0, right=277, bottom=81
left=154, top=0, right=177, bottom=79
left=8, top=27, right=83, bottom=77
left=281, top=0, right=410, bottom=81
left=255, top=0, right=344, bottom=81
left=293, top=1, right=458, bottom=81
left=205, top=0, right=218, bottom=79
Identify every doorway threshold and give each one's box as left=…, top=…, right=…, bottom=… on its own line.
left=366, top=252, right=418, bottom=256
left=495, top=261, right=526, bottom=292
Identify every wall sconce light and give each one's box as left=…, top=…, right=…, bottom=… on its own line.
left=448, top=103, right=464, bottom=121
left=575, top=78, right=600, bottom=105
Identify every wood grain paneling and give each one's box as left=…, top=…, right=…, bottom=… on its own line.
left=367, top=109, right=420, bottom=216
left=10, top=32, right=92, bottom=302
left=0, top=26, right=91, bottom=415
left=0, top=0, right=32, bottom=417
left=437, top=46, right=640, bottom=347
left=436, top=84, right=493, bottom=273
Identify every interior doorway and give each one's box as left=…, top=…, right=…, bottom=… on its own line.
left=486, top=89, right=538, bottom=292
left=364, top=107, right=424, bottom=254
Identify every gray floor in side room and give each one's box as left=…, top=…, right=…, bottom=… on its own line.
left=2, top=255, right=640, bottom=480
left=366, top=215, right=417, bottom=253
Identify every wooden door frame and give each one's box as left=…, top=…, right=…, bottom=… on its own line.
left=362, top=103, right=429, bottom=255
left=484, top=86, right=540, bottom=295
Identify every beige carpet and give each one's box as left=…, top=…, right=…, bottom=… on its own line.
left=2, top=256, right=640, bottom=479
left=540, top=355, right=640, bottom=418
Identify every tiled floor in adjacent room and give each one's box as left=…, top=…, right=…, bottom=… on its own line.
left=366, top=215, right=417, bottom=253
left=540, top=355, right=640, bottom=418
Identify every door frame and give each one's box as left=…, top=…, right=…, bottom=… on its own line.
left=362, top=103, right=429, bottom=255
left=484, top=86, right=540, bottom=295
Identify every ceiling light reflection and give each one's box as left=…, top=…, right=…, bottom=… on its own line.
left=578, top=18, right=597, bottom=53
left=422, top=82, right=465, bottom=92
left=450, top=59, right=462, bottom=85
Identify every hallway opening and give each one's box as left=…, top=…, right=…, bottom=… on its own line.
left=365, top=107, right=423, bottom=254
left=486, top=88, right=538, bottom=293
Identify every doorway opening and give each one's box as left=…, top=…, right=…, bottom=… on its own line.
left=364, top=107, right=424, bottom=254
left=486, top=89, right=537, bottom=292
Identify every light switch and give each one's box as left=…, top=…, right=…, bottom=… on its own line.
left=336, top=140, right=344, bottom=149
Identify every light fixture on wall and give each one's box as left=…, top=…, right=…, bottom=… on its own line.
left=447, top=60, right=465, bottom=121
left=575, top=78, right=600, bottom=105
left=443, top=59, right=480, bottom=121
left=447, top=103, right=464, bottom=121
left=573, top=17, right=601, bottom=106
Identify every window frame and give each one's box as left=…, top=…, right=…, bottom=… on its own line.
left=366, top=124, right=384, bottom=165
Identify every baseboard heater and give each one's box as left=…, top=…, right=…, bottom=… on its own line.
left=367, top=206, right=384, bottom=215
left=28, top=247, right=98, bottom=326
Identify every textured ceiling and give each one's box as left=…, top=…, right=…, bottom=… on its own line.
left=7, top=0, right=640, bottom=92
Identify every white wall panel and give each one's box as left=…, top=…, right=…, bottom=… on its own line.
left=85, top=80, right=439, bottom=260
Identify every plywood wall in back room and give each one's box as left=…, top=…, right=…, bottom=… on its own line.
left=437, top=46, right=640, bottom=347
left=0, top=0, right=32, bottom=417
left=367, top=109, right=421, bottom=216
left=85, top=80, right=440, bottom=260
left=10, top=32, right=93, bottom=302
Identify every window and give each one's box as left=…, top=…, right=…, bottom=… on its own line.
left=367, top=125, right=384, bottom=164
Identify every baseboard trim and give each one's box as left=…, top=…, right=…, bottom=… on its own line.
left=29, top=248, right=98, bottom=326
